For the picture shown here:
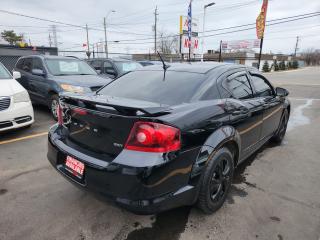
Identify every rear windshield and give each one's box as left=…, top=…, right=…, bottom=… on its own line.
left=98, top=70, right=205, bottom=105
left=0, top=64, right=11, bottom=79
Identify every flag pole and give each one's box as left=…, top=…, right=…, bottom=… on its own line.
left=218, top=40, right=222, bottom=62
left=258, top=37, right=264, bottom=70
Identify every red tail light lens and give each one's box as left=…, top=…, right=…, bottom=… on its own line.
left=72, top=108, right=87, bottom=116
left=57, top=104, right=63, bottom=125
left=125, top=122, right=181, bottom=153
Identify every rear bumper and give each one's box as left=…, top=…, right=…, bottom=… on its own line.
left=47, top=126, right=200, bottom=214
left=0, top=100, right=34, bottom=132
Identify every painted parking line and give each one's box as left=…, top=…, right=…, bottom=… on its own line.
left=276, top=83, right=320, bottom=87
left=0, top=132, right=48, bottom=145
left=290, top=98, right=320, bottom=101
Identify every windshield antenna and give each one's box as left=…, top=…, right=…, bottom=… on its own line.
left=157, top=51, right=170, bottom=81
left=157, top=51, right=170, bottom=71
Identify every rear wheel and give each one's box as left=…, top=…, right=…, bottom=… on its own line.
left=197, top=147, right=234, bottom=214
left=271, top=109, right=289, bottom=144
left=49, top=94, right=59, bottom=121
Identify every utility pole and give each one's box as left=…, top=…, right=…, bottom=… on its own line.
left=154, top=6, right=158, bottom=54
left=103, top=10, right=116, bottom=58
left=294, top=36, right=299, bottom=57
left=201, top=2, right=215, bottom=62
left=48, top=33, right=52, bottom=47
left=52, top=25, right=58, bottom=48
left=86, top=24, right=90, bottom=59
left=103, top=17, right=108, bottom=58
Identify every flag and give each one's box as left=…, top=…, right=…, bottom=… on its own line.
left=256, top=0, right=268, bottom=39
left=187, top=0, right=192, bottom=47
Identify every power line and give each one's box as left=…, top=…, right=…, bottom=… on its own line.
left=203, top=14, right=320, bottom=38
left=0, top=9, right=104, bottom=31
left=107, top=12, right=320, bottom=43
left=203, top=11, right=320, bottom=34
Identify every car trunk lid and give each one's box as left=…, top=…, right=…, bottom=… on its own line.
left=60, top=94, right=171, bottom=157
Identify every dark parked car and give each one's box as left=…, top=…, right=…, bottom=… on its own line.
left=87, top=58, right=142, bottom=79
left=14, top=55, right=111, bottom=119
left=47, top=63, right=290, bottom=214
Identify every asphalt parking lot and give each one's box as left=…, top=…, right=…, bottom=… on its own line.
left=0, top=67, right=320, bottom=240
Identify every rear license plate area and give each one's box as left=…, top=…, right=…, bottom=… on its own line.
left=64, top=156, right=85, bottom=179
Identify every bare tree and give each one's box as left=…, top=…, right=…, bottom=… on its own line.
left=157, top=31, right=179, bottom=54
left=302, top=48, right=320, bottom=66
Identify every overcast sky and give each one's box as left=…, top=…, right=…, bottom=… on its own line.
left=0, top=0, right=319, bottom=57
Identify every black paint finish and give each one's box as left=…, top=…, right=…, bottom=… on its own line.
left=47, top=63, right=290, bottom=214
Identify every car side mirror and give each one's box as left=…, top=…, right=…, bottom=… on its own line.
left=276, top=87, right=289, bottom=97
left=96, top=69, right=101, bottom=74
left=32, top=68, right=45, bottom=76
left=12, top=71, right=21, bottom=79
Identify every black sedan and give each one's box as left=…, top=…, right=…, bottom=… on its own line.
left=47, top=63, right=290, bottom=214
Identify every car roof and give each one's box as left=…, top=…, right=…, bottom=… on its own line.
left=137, top=62, right=247, bottom=74
left=87, top=58, right=136, bottom=62
left=19, top=55, right=82, bottom=61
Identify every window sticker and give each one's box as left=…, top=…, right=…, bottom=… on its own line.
left=122, top=63, right=137, bottom=72
left=59, top=61, right=79, bottom=72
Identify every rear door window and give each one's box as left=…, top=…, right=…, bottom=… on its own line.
left=224, top=74, right=254, bottom=100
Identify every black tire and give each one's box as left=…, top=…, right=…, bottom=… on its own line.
left=197, top=147, right=234, bottom=214
left=271, top=109, right=289, bottom=144
left=49, top=94, right=59, bottom=121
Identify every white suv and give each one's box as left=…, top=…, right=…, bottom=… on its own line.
left=0, top=63, right=34, bottom=132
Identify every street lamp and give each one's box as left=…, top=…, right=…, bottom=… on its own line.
left=104, top=10, right=116, bottom=58
left=201, top=2, right=215, bottom=62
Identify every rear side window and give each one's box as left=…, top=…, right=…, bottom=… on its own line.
left=225, top=74, right=253, bottom=100
left=98, top=70, right=205, bottom=105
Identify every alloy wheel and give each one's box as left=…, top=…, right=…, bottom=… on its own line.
left=209, top=158, right=231, bottom=202
left=51, top=99, right=58, bottom=119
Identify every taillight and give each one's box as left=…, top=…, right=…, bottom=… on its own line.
left=125, top=122, right=181, bottom=153
left=72, top=108, right=87, bottom=116
left=57, top=104, right=63, bottom=125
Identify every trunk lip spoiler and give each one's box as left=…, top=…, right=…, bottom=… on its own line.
left=59, top=94, right=172, bottom=116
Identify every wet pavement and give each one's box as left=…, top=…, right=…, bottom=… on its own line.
left=0, top=67, right=320, bottom=240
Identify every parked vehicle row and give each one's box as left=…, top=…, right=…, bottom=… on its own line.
left=1, top=54, right=290, bottom=214
left=0, top=62, right=34, bottom=132
left=47, top=62, right=290, bottom=214
left=13, top=55, right=112, bottom=120
left=86, top=58, right=143, bottom=79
